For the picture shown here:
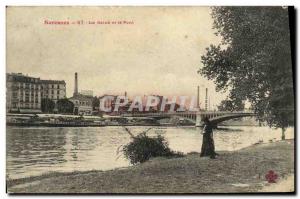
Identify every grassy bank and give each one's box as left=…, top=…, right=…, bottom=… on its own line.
left=7, top=140, right=294, bottom=193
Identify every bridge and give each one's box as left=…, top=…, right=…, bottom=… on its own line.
left=120, top=111, right=256, bottom=127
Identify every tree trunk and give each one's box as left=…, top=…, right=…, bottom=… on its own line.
left=281, top=128, right=286, bottom=140
left=200, top=133, right=215, bottom=157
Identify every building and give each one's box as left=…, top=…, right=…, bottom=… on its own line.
left=98, top=92, right=133, bottom=115
left=68, top=72, right=93, bottom=115
left=6, top=73, right=41, bottom=113
left=6, top=73, right=66, bottom=113
left=98, top=94, right=117, bottom=114
left=69, top=94, right=93, bottom=115
left=40, top=80, right=66, bottom=101
left=80, top=90, right=93, bottom=97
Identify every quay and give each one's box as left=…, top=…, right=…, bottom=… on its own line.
left=6, top=110, right=256, bottom=127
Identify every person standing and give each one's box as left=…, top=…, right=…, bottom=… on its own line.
left=200, top=117, right=217, bottom=159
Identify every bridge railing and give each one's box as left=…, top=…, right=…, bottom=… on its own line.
left=120, top=110, right=255, bottom=117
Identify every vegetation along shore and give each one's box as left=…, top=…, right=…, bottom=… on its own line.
left=7, top=140, right=294, bottom=193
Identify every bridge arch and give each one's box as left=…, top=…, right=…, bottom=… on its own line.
left=119, top=111, right=256, bottom=127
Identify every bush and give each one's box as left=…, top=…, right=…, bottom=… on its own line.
left=123, top=133, right=183, bottom=165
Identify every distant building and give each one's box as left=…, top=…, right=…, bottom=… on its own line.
left=143, top=95, right=164, bottom=112
left=98, top=94, right=117, bottom=114
left=69, top=72, right=93, bottom=115
left=142, top=95, right=182, bottom=112
left=98, top=92, right=133, bottom=115
left=40, top=80, right=66, bottom=101
left=69, top=94, right=93, bottom=115
left=6, top=73, right=66, bottom=113
left=80, top=90, right=93, bottom=97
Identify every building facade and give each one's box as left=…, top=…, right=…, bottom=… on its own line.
left=98, top=94, right=117, bottom=114
left=6, top=73, right=66, bottom=113
left=40, top=80, right=66, bottom=101
left=69, top=94, right=93, bottom=115
left=80, top=90, right=93, bottom=97
left=68, top=72, right=93, bottom=115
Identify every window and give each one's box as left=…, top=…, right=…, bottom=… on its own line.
left=12, top=92, right=18, bottom=98
left=57, top=90, right=60, bottom=94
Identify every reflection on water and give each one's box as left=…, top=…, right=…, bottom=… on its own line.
left=7, top=126, right=294, bottom=179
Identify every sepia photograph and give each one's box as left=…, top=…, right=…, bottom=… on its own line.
left=5, top=6, right=295, bottom=194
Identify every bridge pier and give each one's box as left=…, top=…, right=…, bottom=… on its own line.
left=195, top=113, right=202, bottom=127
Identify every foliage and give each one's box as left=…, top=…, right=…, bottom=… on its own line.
left=199, top=7, right=294, bottom=133
left=41, top=98, right=55, bottom=113
left=122, top=129, right=183, bottom=165
left=218, top=98, right=244, bottom=111
left=92, top=96, right=100, bottom=111
left=56, top=99, right=74, bottom=114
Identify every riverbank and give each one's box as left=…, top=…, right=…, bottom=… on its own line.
left=7, top=140, right=294, bottom=193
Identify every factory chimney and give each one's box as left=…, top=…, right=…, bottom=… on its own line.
left=197, top=86, right=200, bottom=109
left=74, top=72, right=78, bottom=96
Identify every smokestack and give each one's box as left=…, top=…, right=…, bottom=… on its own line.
left=74, top=72, right=78, bottom=96
left=205, top=88, right=208, bottom=111
left=197, top=86, right=200, bottom=109
left=208, top=96, right=211, bottom=111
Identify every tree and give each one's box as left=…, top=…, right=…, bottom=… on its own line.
left=56, top=99, right=74, bottom=114
left=200, top=7, right=294, bottom=139
left=92, top=96, right=100, bottom=111
left=41, top=98, right=55, bottom=113
left=218, top=98, right=244, bottom=112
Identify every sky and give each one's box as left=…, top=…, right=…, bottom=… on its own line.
left=7, top=6, right=226, bottom=109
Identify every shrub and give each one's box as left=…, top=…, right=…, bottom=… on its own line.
left=123, top=132, right=183, bottom=165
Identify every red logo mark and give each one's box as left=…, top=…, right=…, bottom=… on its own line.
left=265, top=170, right=278, bottom=183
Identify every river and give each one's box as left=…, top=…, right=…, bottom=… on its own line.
left=6, top=126, right=294, bottom=180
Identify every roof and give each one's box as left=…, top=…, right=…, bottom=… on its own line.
left=98, top=94, right=118, bottom=99
left=7, top=73, right=65, bottom=84
left=69, top=94, right=93, bottom=101
left=7, top=73, right=40, bottom=83
left=40, top=80, right=66, bottom=84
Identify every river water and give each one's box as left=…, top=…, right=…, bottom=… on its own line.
left=6, top=126, right=294, bottom=180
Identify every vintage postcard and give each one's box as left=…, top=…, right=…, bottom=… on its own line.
left=6, top=6, right=295, bottom=193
